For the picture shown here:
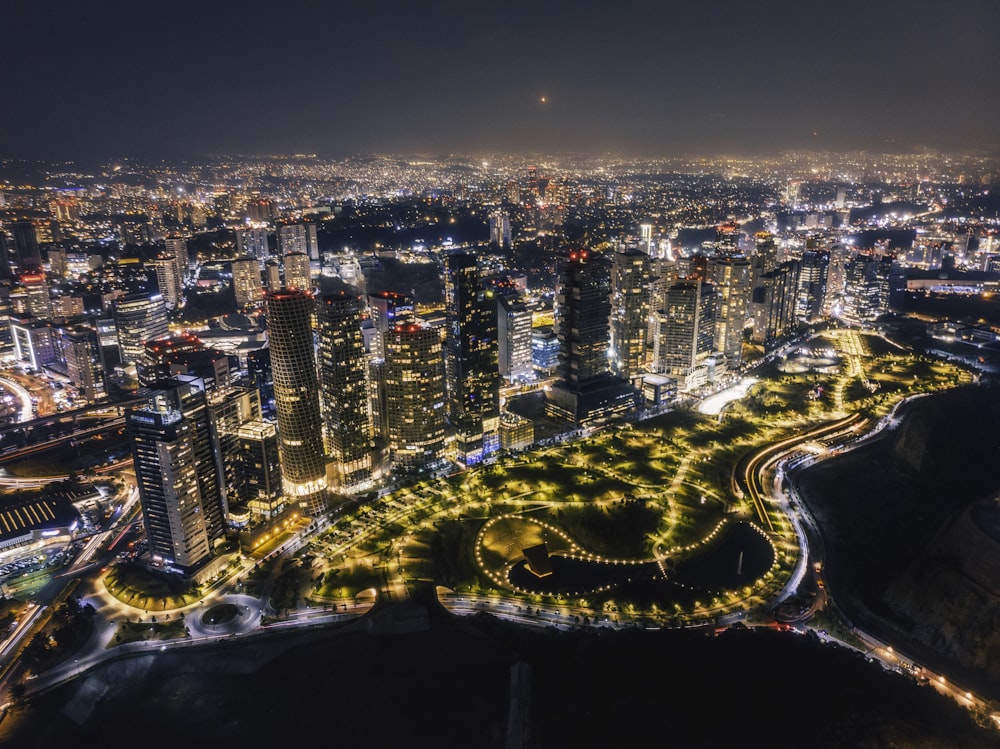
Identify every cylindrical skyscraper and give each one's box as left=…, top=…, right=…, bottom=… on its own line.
left=265, top=288, right=327, bottom=516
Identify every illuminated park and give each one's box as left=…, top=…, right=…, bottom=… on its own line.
left=301, top=328, right=974, bottom=625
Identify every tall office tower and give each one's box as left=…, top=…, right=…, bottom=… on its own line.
left=639, top=223, right=654, bottom=254
left=753, top=231, right=778, bottom=278
left=236, top=420, right=284, bottom=520
left=647, top=257, right=678, bottom=347
left=708, top=255, right=752, bottom=366
left=283, top=251, right=311, bottom=291
left=610, top=248, right=652, bottom=380
left=715, top=221, right=740, bottom=255
left=546, top=249, right=640, bottom=424
left=444, top=252, right=500, bottom=466
left=151, top=253, right=183, bottom=308
left=489, top=210, right=512, bottom=249
left=384, top=321, right=446, bottom=473
left=825, top=243, right=849, bottom=314
left=0, top=231, right=13, bottom=280
left=264, top=259, right=282, bottom=292
left=126, top=375, right=228, bottom=575
left=795, top=249, right=830, bottom=322
left=497, top=294, right=533, bottom=383
left=164, top=235, right=189, bottom=281
left=841, top=255, right=882, bottom=325
left=317, top=290, right=374, bottom=489
left=366, top=290, right=415, bottom=358
left=246, top=346, right=274, bottom=418
left=750, top=260, right=800, bottom=351
left=653, top=280, right=716, bottom=379
left=10, top=221, right=41, bottom=269
left=113, top=292, right=170, bottom=367
left=278, top=222, right=319, bottom=261
left=48, top=247, right=68, bottom=279
left=265, top=289, right=327, bottom=516
left=60, top=325, right=106, bottom=403
left=556, top=249, right=612, bottom=389
left=20, top=269, right=53, bottom=320
left=210, top=386, right=262, bottom=512
left=231, top=256, right=263, bottom=309
left=236, top=227, right=270, bottom=265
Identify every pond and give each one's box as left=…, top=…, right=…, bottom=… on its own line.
left=507, top=521, right=774, bottom=605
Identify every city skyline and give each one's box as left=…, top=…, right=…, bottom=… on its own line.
left=3, top=1, right=1000, bottom=161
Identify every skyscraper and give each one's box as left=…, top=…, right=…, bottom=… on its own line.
left=384, top=321, right=446, bottom=473
left=708, top=255, right=752, bottom=366
left=751, top=260, right=800, bottom=350
left=556, top=249, right=612, bottom=389
left=796, top=249, right=830, bottom=322
left=366, top=290, right=415, bottom=359
left=164, top=235, right=189, bottom=281
left=126, top=375, right=228, bottom=576
left=113, top=292, right=170, bottom=367
left=283, top=251, right=312, bottom=291
left=610, top=248, right=652, bottom=380
left=231, top=256, right=263, bottom=309
left=236, top=420, right=283, bottom=520
left=444, top=252, right=500, bottom=466
left=20, top=269, right=53, bottom=320
left=151, top=254, right=183, bottom=308
left=278, top=222, right=319, bottom=261
left=497, top=294, right=533, bottom=383
left=265, top=289, right=327, bottom=516
left=10, top=221, right=41, bottom=269
left=236, top=227, right=270, bottom=265
left=653, top=280, right=716, bottom=384
left=60, top=324, right=106, bottom=404
left=317, top=290, right=374, bottom=490
left=546, top=249, right=640, bottom=424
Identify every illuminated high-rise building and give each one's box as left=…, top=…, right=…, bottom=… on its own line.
left=708, top=255, right=752, bottom=365
left=126, top=375, right=228, bottom=576
left=751, top=260, right=800, bottom=350
left=556, top=249, right=612, bottom=388
left=60, top=324, right=106, bottom=403
left=366, top=290, right=414, bottom=359
left=444, top=252, right=500, bottom=465
left=264, top=259, right=282, bottom=292
left=753, top=231, right=778, bottom=278
left=283, top=251, right=312, bottom=291
left=20, top=270, right=53, bottom=320
left=384, top=321, right=446, bottom=473
left=265, top=288, right=327, bottom=515
left=236, top=227, right=271, bottom=265
left=278, top=222, right=319, bottom=261
left=795, top=249, right=830, bottom=322
left=151, top=254, right=183, bottom=308
left=546, top=249, right=640, bottom=424
left=610, top=248, right=651, bottom=380
left=317, top=290, right=374, bottom=490
left=497, top=295, right=533, bottom=383
left=653, top=280, right=716, bottom=380
left=489, top=211, right=512, bottom=249
left=113, top=292, right=170, bottom=367
left=236, top=420, right=284, bottom=520
left=164, top=235, right=189, bottom=281
left=231, top=256, right=263, bottom=309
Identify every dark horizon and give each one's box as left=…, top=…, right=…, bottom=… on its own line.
left=4, top=0, right=1000, bottom=162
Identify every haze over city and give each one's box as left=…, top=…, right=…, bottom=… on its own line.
left=4, top=0, right=1000, bottom=160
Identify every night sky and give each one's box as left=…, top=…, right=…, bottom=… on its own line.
left=4, top=0, right=1000, bottom=160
